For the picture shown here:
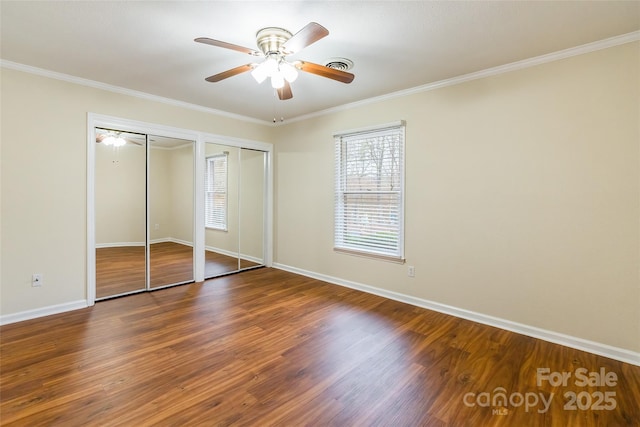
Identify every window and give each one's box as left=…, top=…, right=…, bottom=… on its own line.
left=334, top=121, right=405, bottom=260
left=205, top=153, right=228, bottom=230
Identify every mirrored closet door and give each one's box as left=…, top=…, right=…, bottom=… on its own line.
left=204, top=143, right=240, bottom=277
left=148, top=135, right=195, bottom=289
left=203, top=143, right=266, bottom=279
left=94, top=128, right=195, bottom=299
left=93, top=122, right=269, bottom=299
left=239, top=148, right=265, bottom=270
left=94, top=129, right=147, bottom=298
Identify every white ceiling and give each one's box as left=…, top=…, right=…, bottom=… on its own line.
left=1, top=1, right=638, bottom=123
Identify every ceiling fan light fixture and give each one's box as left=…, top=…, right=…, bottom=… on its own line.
left=270, top=72, right=285, bottom=89
left=280, top=61, right=298, bottom=83
left=251, top=63, right=269, bottom=84
left=263, top=56, right=279, bottom=74
left=251, top=56, right=279, bottom=84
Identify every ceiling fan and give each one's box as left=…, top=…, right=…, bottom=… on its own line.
left=195, top=22, right=355, bottom=100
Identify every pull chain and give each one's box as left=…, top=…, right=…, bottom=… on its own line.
left=271, top=90, right=284, bottom=123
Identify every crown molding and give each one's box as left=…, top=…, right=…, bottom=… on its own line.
left=283, top=30, right=640, bottom=125
left=0, top=59, right=270, bottom=126
left=3, top=30, right=638, bottom=127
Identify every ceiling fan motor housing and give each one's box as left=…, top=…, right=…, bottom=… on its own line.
left=256, top=27, right=292, bottom=55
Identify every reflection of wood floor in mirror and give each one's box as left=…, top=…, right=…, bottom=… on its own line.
left=148, top=242, right=195, bottom=288
left=205, top=250, right=261, bottom=278
left=96, top=245, right=146, bottom=298
left=96, top=242, right=261, bottom=298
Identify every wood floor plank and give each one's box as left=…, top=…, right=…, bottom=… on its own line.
left=1, top=268, right=639, bottom=426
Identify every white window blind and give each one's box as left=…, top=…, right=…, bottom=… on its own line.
left=334, top=122, right=405, bottom=260
left=205, top=153, right=228, bottom=230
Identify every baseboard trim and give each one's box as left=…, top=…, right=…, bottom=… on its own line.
left=95, top=241, right=145, bottom=248
left=272, top=263, right=640, bottom=366
left=97, top=239, right=194, bottom=248
left=149, top=237, right=193, bottom=246
left=206, top=246, right=263, bottom=265
left=0, top=300, right=88, bottom=326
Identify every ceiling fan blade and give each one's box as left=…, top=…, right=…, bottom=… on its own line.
left=205, top=64, right=254, bottom=82
left=195, top=37, right=261, bottom=56
left=277, top=81, right=293, bottom=100
left=281, top=22, right=329, bottom=54
left=297, top=61, right=355, bottom=84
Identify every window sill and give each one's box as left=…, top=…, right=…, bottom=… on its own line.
left=206, top=226, right=228, bottom=232
left=334, top=247, right=405, bottom=264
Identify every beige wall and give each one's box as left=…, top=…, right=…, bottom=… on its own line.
left=1, top=41, right=637, bottom=356
left=0, top=68, right=268, bottom=314
left=95, top=142, right=146, bottom=245
left=168, top=144, right=195, bottom=244
left=239, top=149, right=265, bottom=261
left=272, top=42, right=640, bottom=352
left=148, top=148, right=171, bottom=242
left=97, top=142, right=194, bottom=246
left=149, top=143, right=195, bottom=243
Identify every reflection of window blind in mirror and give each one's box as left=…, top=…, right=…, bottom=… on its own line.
left=205, top=153, right=228, bottom=231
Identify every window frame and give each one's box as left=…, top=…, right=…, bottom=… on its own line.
left=205, top=153, right=228, bottom=231
left=333, top=121, right=406, bottom=262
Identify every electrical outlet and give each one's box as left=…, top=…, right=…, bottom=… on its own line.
left=154, top=224, right=160, bottom=230
left=32, top=273, right=43, bottom=287
left=408, top=266, right=415, bottom=278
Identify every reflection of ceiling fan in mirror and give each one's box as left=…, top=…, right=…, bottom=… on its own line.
left=95, top=129, right=144, bottom=147
left=195, top=22, right=354, bottom=100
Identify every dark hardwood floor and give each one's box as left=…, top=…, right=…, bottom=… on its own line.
left=2, top=268, right=639, bottom=426
left=96, top=242, right=261, bottom=298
